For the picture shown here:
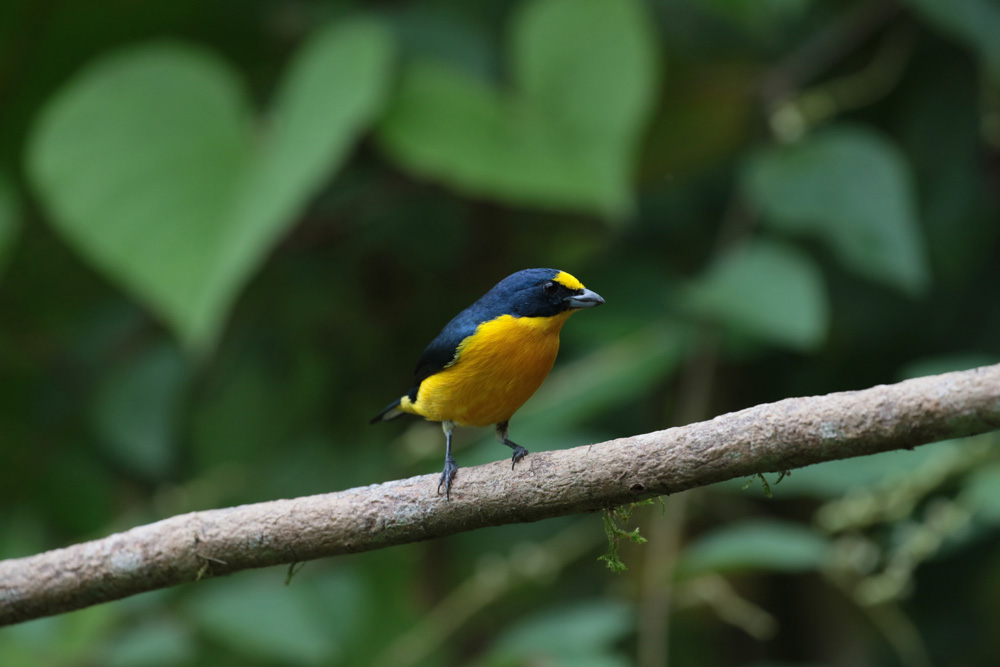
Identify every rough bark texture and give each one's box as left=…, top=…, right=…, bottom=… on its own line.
left=2, top=364, right=999, bottom=626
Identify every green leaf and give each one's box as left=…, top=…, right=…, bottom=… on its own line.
left=28, top=20, right=394, bottom=352
left=513, top=0, right=655, bottom=142
left=678, top=520, right=830, bottom=576
left=28, top=45, right=251, bottom=349
left=489, top=601, right=633, bottom=664
left=91, top=342, right=188, bottom=479
left=962, top=463, right=1000, bottom=524
left=685, top=239, right=829, bottom=350
left=103, top=620, right=193, bottom=667
left=0, top=604, right=118, bottom=666
left=0, top=172, right=22, bottom=279
left=744, top=125, right=929, bottom=296
left=378, top=0, right=657, bottom=217
left=904, top=0, right=1000, bottom=73
left=185, top=572, right=340, bottom=665
left=230, top=20, right=395, bottom=289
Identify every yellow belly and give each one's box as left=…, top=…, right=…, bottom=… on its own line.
left=402, top=312, right=572, bottom=427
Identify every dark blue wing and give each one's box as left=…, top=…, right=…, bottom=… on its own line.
left=407, top=310, right=479, bottom=401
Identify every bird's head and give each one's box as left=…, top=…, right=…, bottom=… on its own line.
left=491, top=268, right=604, bottom=318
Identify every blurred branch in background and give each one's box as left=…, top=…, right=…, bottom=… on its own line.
left=637, top=331, right=721, bottom=667
left=2, top=364, right=998, bottom=628
left=767, top=20, right=917, bottom=142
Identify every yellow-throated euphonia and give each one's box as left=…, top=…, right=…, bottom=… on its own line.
left=371, top=268, right=604, bottom=499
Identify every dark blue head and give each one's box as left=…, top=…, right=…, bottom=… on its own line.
left=474, top=268, right=604, bottom=319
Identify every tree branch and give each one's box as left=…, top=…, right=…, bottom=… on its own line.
left=3, top=364, right=999, bottom=626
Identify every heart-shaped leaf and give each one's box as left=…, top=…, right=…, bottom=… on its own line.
left=28, top=20, right=394, bottom=352
left=377, top=0, right=658, bottom=218
left=743, top=125, right=930, bottom=297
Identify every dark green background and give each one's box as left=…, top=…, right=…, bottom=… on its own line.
left=2, top=0, right=999, bottom=665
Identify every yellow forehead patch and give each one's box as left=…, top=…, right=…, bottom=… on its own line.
left=553, top=271, right=584, bottom=290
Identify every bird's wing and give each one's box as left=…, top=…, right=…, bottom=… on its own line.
left=407, top=316, right=479, bottom=402
left=407, top=284, right=513, bottom=402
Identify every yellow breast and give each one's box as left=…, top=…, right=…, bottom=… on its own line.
left=405, top=312, right=572, bottom=427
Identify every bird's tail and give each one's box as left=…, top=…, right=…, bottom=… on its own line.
left=370, top=398, right=405, bottom=424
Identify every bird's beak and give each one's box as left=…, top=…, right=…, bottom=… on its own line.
left=564, top=288, right=605, bottom=309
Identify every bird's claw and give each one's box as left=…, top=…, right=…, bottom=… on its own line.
left=510, top=446, right=528, bottom=469
left=438, top=456, right=458, bottom=500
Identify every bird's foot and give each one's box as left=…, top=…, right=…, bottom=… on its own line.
left=438, top=456, right=458, bottom=500
left=510, top=446, right=528, bottom=469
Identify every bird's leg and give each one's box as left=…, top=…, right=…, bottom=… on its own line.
left=438, top=420, right=458, bottom=500
left=495, top=421, right=528, bottom=469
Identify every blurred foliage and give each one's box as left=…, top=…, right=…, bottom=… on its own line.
left=28, top=20, right=393, bottom=350
left=1, top=0, right=999, bottom=665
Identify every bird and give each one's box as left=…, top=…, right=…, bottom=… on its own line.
left=371, top=268, right=604, bottom=499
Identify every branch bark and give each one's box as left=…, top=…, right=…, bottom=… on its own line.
left=3, top=364, right=999, bottom=626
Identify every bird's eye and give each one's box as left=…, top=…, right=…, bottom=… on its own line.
left=543, top=281, right=559, bottom=295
